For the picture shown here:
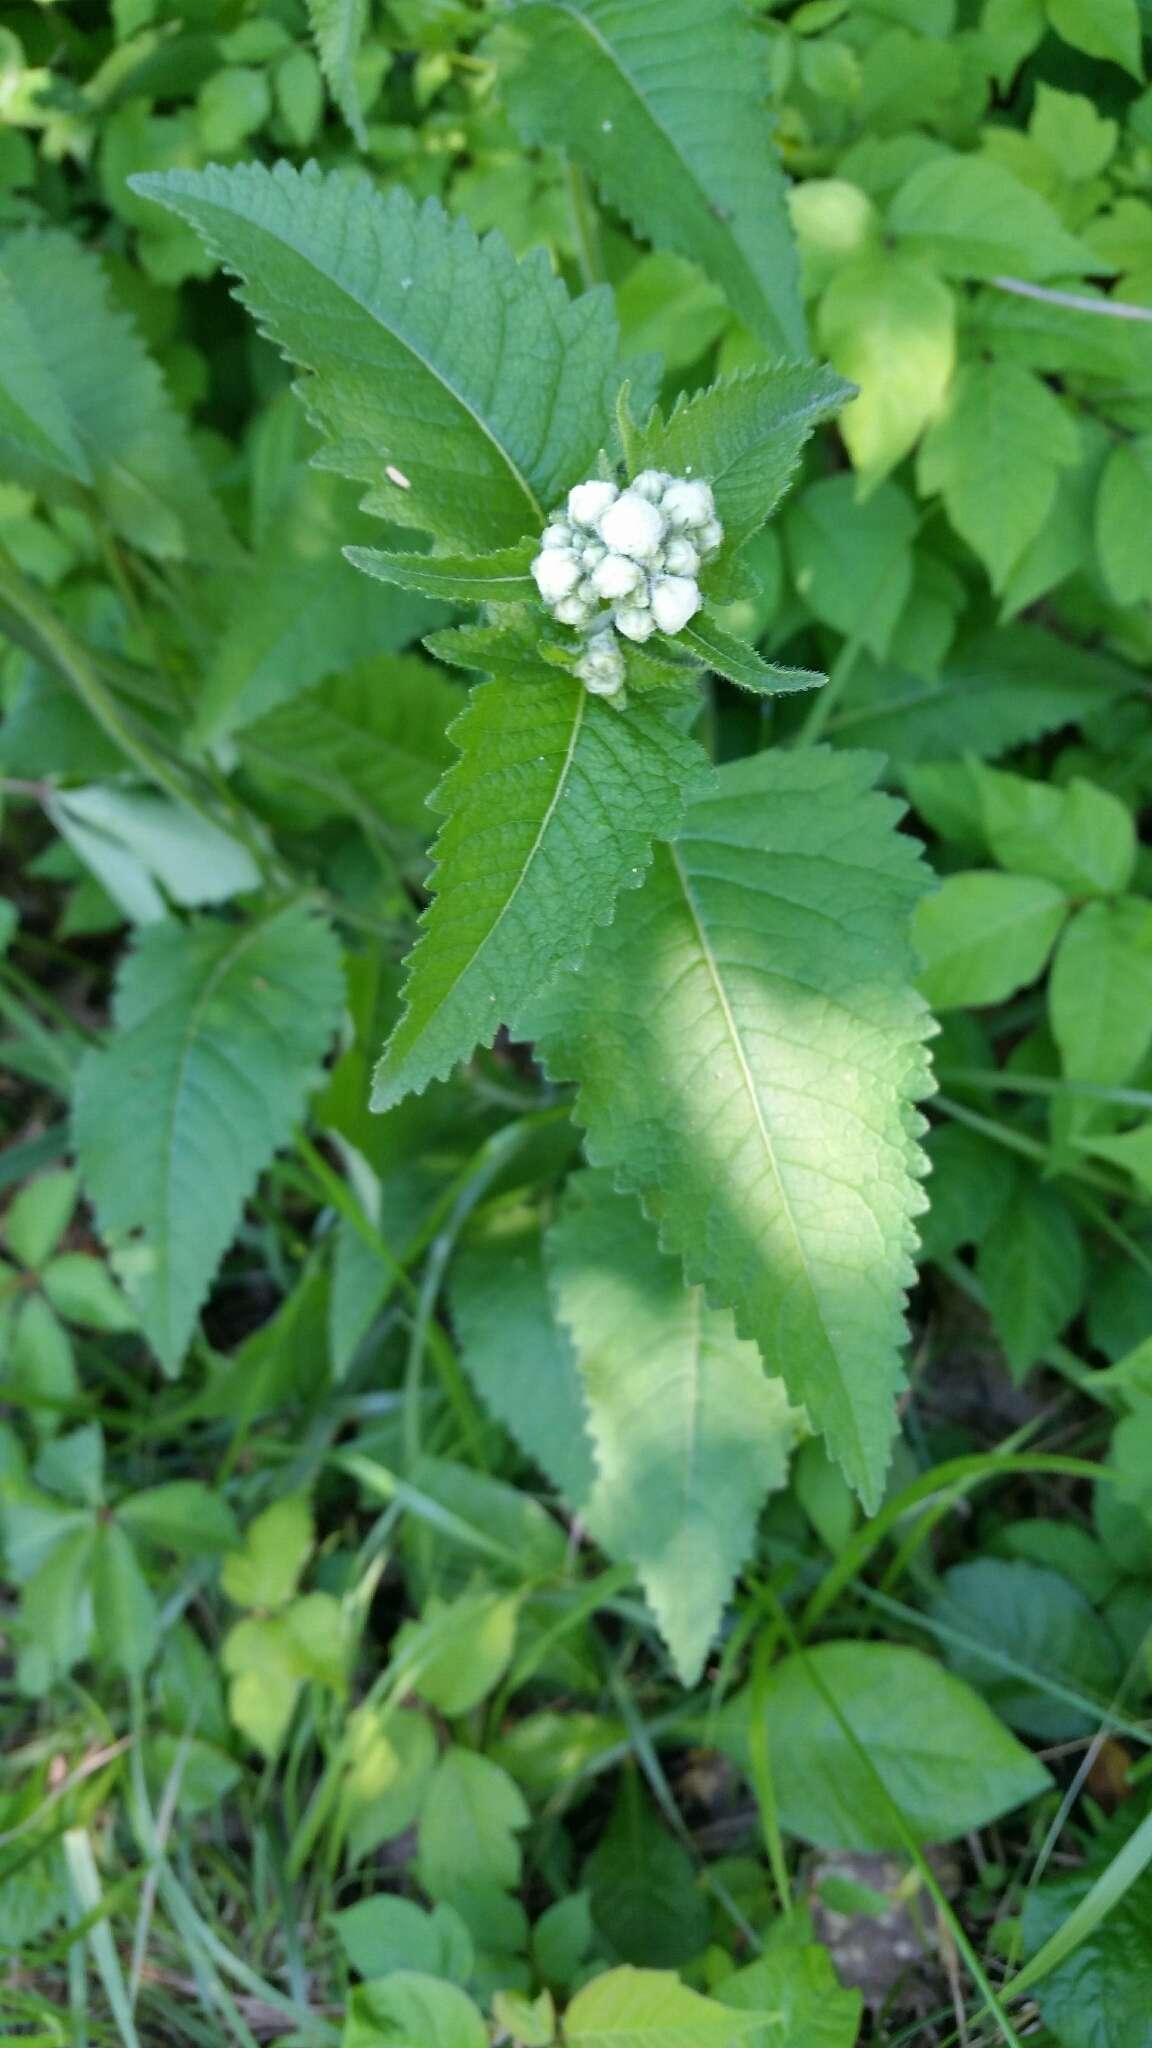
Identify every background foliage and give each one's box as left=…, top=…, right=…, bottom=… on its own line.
left=4, top=0, right=1152, bottom=2042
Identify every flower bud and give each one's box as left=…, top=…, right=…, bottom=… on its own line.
left=592, top=551, right=644, bottom=600
left=541, top=521, right=573, bottom=550
left=631, top=468, right=673, bottom=502
left=650, top=574, right=702, bottom=635
left=568, top=479, right=619, bottom=528
left=532, top=548, right=581, bottom=603
left=697, top=517, right=724, bottom=558
left=581, top=541, right=607, bottom=570
left=615, top=604, right=658, bottom=642
left=554, top=592, right=596, bottom=626
left=599, top=490, right=665, bottom=561
left=662, top=478, right=715, bottom=531
left=577, top=631, right=626, bottom=696
left=662, top=535, right=700, bottom=577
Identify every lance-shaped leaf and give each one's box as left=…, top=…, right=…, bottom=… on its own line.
left=131, top=162, right=621, bottom=553
left=74, top=906, right=345, bottom=1372
left=631, top=365, right=852, bottom=559
left=681, top=615, right=823, bottom=696
left=372, top=676, right=711, bottom=1109
left=499, top=0, right=805, bottom=356
left=546, top=1173, right=798, bottom=1683
left=524, top=749, right=935, bottom=1510
left=346, top=540, right=537, bottom=604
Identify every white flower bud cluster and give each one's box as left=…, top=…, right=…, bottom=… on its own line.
left=531, top=471, right=723, bottom=697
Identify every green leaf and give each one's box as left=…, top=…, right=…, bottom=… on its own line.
left=681, top=616, right=823, bottom=697
left=1080, top=1123, right=1152, bottom=1197
left=371, top=675, right=710, bottom=1109
left=451, top=1232, right=597, bottom=1508
left=526, top=749, right=934, bottom=1512
left=91, top=1520, right=159, bottom=1678
left=417, top=1748, right=529, bottom=1901
left=583, top=1777, right=708, bottom=1970
left=1022, top=1807, right=1152, bottom=2048
left=564, top=1967, right=768, bottom=2048
left=339, top=1706, right=439, bottom=1862
left=498, top=0, right=804, bottom=355
left=1096, top=438, right=1152, bottom=604
left=546, top=1173, right=797, bottom=1684
left=396, top=1590, right=519, bottom=1716
left=918, top=363, right=1079, bottom=591
left=4, top=1168, right=77, bottom=1271
left=976, top=1186, right=1085, bottom=1378
left=977, top=767, right=1136, bottom=899
left=1050, top=900, right=1152, bottom=1086
left=343, top=1972, right=487, bottom=2048
left=914, top=871, right=1068, bottom=1010
left=0, top=231, right=235, bottom=564
left=17, top=1525, right=97, bottom=1693
left=49, top=788, right=261, bottom=920
left=1047, top=0, right=1143, bottom=78
left=221, top=1496, right=314, bottom=1610
left=131, top=162, right=622, bottom=553
left=118, top=1481, right=238, bottom=1555
left=784, top=474, right=917, bottom=659
left=306, top=0, right=368, bottom=145
left=40, top=1254, right=135, bottom=1334
left=240, top=655, right=459, bottom=834
left=333, top=1896, right=473, bottom=1987
left=817, top=250, right=955, bottom=486
left=888, top=154, right=1102, bottom=280
left=0, top=270, right=92, bottom=484
left=632, top=365, right=851, bottom=560
left=345, top=541, right=537, bottom=604
left=716, top=1641, right=1052, bottom=1850
left=932, top=1558, right=1123, bottom=1741
left=715, top=1939, right=862, bottom=2048
left=74, top=906, right=344, bottom=1371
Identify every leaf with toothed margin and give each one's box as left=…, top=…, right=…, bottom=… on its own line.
left=128, top=161, right=622, bottom=553
left=546, top=1171, right=799, bottom=1685
left=371, top=674, right=713, bottom=1110
left=346, top=540, right=537, bottom=604
left=681, top=616, right=825, bottom=696
left=521, top=748, right=936, bottom=1511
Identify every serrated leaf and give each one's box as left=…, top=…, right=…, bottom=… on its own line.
left=1023, top=1807, right=1152, bottom=2048
left=546, top=1174, right=797, bottom=1683
left=345, top=541, right=537, bottom=603
left=918, top=363, right=1079, bottom=591
left=372, top=674, right=711, bottom=1109
left=682, top=615, right=823, bottom=696
left=888, top=154, right=1102, bottom=280
left=306, top=0, right=368, bottom=144
left=564, top=1967, right=767, bottom=2048
left=74, top=906, right=345, bottom=1372
left=632, top=365, right=851, bottom=559
left=817, top=249, right=955, bottom=486
left=498, top=0, right=804, bottom=355
left=525, top=749, right=934, bottom=1511
left=0, top=272, right=92, bottom=484
left=0, top=231, right=235, bottom=564
left=132, top=162, right=621, bottom=552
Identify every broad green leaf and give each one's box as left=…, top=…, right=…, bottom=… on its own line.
left=74, top=907, right=344, bottom=1371
left=372, top=675, right=710, bottom=1109
left=395, top=1590, right=519, bottom=1716
left=306, top=0, right=368, bottom=144
left=977, top=767, right=1136, bottom=898
left=716, top=1642, right=1052, bottom=1850
left=818, top=250, right=955, bottom=486
left=49, top=788, right=261, bottom=920
left=632, top=366, right=851, bottom=559
left=40, top=1254, right=135, bottom=1334
left=888, top=154, right=1102, bottom=280
left=339, top=1706, right=439, bottom=1862
left=498, top=0, right=804, bottom=355
left=333, top=1897, right=473, bottom=1988
left=715, top=1939, right=862, bottom=2048
left=345, top=542, right=537, bottom=604
left=914, top=871, right=1068, bottom=1010
left=1096, top=439, right=1152, bottom=604
left=0, top=272, right=91, bottom=483
left=784, top=474, right=917, bottom=659
left=526, top=750, right=934, bottom=1511
left=7, top=1297, right=77, bottom=1427
left=451, top=1232, right=597, bottom=1507
left=17, top=1526, right=97, bottom=1694
left=681, top=616, right=823, bottom=697
left=933, top=1559, right=1123, bottom=1740
left=1050, top=900, right=1152, bottom=1086
left=583, top=1778, right=708, bottom=1970
left=118, top=1481, right=238, bottom=1555
left=222, top=1615, right=305, bottom=1756
left=918, top=363, right=1078, bottom=591
left=976, top=1186, right=1085, bottom=1379
left=546, top=1173, right=797, bottom=1684
left=4, top=1168, right=77, bottom=1271
left=0, top=231, right=235, bottom=564
left=1047, top=0, right=1143, bottom=78
left=343, top=1973, right=487, bottom=2048
left=417, top=1747, right=529, bottom=1901
left=132, top=163, right=622, bottom=552
left=240, top=655, right=459, bottom=835
left=564, top=1967, right=767, bottom=2048
left=91, top=1520, right=158, bottom=1678
left=1081, top=1123, right=1152, bottom=1197
left=221, top=1497, right=314, bottom=1610
left=1022, top=1808, right=1152, bottom=2048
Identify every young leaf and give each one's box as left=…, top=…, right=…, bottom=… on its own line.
left=417, top=1748, right=529, bottom=1900
left=74, top=906, right=345, bottom=1372
left=817, top=249, right=955, bottom=487
left=0, top=231, right=235, bottom=564
left=345, top=1974, right=488, bottom=2048
left=563, top=1967, right=767, bottom=2048
left=371, top=675, right=711, bottom=1110
left=546, top=1173, right=797, bottom=1684
left=1096, top=438, right=1152, bottom=605
left=918, top=362, right=1079, bottom=591
left=784, top=474, right=917, bottom=659
left=976, top=1186, right=1085, bottom=1379
left=525, top=749, right=935, bottom=1511
left=306, top=0, right=369, bottom=145
left=681, top=615, right=823, bottom=696
left=977, top=768, right=1136, bottom=899
left=1047, top=0, right=1143, bottom=78
left=498, top=0, right=805, bottom=356
left=888, top=155, right=1102, bottom=280
left=1050, top=900, right=1152, bottom=1087
left=345, top=541, right=537, bottom=604
left=914, top=871, right=1068, bottom=1011
left=131, top=163, right=621, bottom=552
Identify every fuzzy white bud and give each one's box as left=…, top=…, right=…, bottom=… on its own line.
left=631, top=468, right=673, bottom=502
left=615, top=604, right=658, bottom=642
left=568, top=479, right=618, bottom=528
left=591, top=551, right=644, bottom=600
left=599, top=490, right=665, bottom=561
left=697, top=517, right=724, bottom=558
left=532, top=548, right=581, bottom=603
left=662, top=478, right=716, bottom=531
left=554, top=592, right=596, bottom=626
left=649, top=574, right=702, bottom=635
left=581, top=541, right=607, bottom=570
left=577, top=631, right=626, bottom=696
left=662, top=534, right=700, bottom=577
left=541, top=521, right=572, bottom=550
